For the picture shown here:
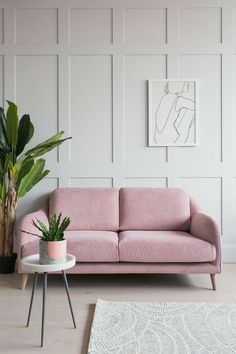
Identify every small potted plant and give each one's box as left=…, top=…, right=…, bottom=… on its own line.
left=22, top=213, right=70, bottom=264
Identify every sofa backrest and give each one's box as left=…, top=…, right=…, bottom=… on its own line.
left=119, top=188, right=191, bottom=231
left=49, top=188, right=119, bottom=231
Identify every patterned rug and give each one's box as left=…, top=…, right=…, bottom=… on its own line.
left=88, top=300, right=236, bottom=354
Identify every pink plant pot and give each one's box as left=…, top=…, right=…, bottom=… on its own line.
left=39, top=239, right=67, bottom=265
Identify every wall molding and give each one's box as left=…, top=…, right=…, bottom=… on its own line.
left=0, top=0, right=235, bottom=260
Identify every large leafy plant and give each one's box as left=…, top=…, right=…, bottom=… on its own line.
left=22, top=213, right=70, bottom=242
left=0, top=101, right=71, bottom=257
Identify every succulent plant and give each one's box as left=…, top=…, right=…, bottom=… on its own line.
left=22, top=213, right=70, bottom=242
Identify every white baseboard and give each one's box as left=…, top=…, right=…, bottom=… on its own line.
left=222, top=245, right=236, bottom=262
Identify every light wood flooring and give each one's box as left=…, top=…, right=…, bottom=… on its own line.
left=0, top=264, right=236, bottom=354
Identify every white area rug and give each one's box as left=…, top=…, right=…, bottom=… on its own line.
left=88, top=300, right=236, bottom=354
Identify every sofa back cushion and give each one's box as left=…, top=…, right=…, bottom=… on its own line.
left=119, top=188, right=191, bottom=231
left=49, top=188, right=119, bottom=231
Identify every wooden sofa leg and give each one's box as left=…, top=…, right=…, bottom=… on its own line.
left=21, top=274, right=28, bottom=290
left=210, top=274, right=216, bottom=290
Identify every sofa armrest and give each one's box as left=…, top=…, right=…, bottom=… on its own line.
left=18, top=201, right=49, bottom=259
left=190, top=212, right=221, bottom=268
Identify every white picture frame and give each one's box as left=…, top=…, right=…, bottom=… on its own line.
left=148, top=79, right=197, bottom=146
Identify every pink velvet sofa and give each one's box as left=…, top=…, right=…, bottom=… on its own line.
left=18, top=188, right=221, bottom=290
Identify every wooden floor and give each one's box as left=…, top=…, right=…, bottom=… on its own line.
left=0, top=264, right=236, bottom=354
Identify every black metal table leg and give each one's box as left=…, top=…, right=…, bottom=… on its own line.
left=26, top=272, right=38, bottom=327
left=41, top=272, right=47, bottom=347
left=62, top=270, right=76, bottom=328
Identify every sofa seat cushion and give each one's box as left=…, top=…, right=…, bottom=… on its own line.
left=119, top=231, right=216, bottom=263
left=119, top=188, right=191, bottom=231
left=21, top=231, right=119, bottom=263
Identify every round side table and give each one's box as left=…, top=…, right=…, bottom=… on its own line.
left=21, top=254, right=76, bottom=347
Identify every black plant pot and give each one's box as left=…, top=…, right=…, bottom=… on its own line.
left=0, top=253, right=17, bottom=274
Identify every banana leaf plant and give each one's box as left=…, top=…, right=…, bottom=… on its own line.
left=0, top=101, right=71, bottom=257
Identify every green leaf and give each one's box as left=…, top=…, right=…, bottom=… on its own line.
left=6, top=101, right=18, bottom=146
left=19, top=168, right=49, bottom=198
left=0, top=141, right=11, bottom=153
left=38, top=131, right=65, bottom=146
left=17, top=158, right=49, bottom=198
left=16, top=114, right=31, bottom=156
left=0, top=107, right=11, bottom=153
left=0, top=155, right=4, bottom=178
left=0, top=151, right=8, bottom=183
left=0, top=107, right=6, bottom=124
left=32, top=169, right=49, bottom=189
left=16, top=158, right=34, bottom=189
left=32, top=220, right=46, bottom=236
left=0, top=107, right=6, bottom=135
left=34, top=219, right=49, bottom=237
left=26, top=121, right=34, bottom=144
left=25, top=138, right=71, bottom=158
left=56, top=213, right=62, bottom=231
left=58, top=216, right=70, bottom=234
left=25, top=131, right=65, bottom=154
left=55, top=232, right=63, bottom=241
left=11, top=161, right=19, bottom=177
left=0, top=180, right=6, bottom=201
left=49, top=214, right=57, bottom=241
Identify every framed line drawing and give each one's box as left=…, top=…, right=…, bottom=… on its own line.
left=148, top=79, right=197, bottom=146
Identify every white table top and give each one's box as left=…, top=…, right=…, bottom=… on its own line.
left=21, top=254, right=76, bottom=273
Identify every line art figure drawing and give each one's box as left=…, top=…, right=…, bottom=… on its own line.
left=148, top=80, right=196, bottom=146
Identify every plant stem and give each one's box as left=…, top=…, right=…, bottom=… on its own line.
left=4, top=173, right=17, bottom=257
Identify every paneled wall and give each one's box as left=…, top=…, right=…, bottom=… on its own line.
left=1, top=0, right=236, bottom=261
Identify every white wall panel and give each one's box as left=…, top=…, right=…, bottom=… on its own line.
left=172, top=55, right=221, bottom=163
left=124, top=177, right=167, bottom=188
left=178, top=8, right=221, bottom=43
left=232, top=55, right=236, bottom=163
left=70, top=178, right=113, bottom=187
left=124, top=55, right=166, bottom=163
left=0, top=9, right=3, bottom=44
left=232, top=8, right=236, bottom=42
left=15, top=55, right=58, bottom=162
left=178, top=177, right=222, bottom=226
left=69, top=8, right=112, bottom=44
left=15, top=8, right=58, bottom=44
left=124, top=8, right=166, bottom=44
left=70, top=55, right=112, bottom=163
left=230, top=178, right=236, bottom=244
left=1, top=0, right=234, bottom=261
